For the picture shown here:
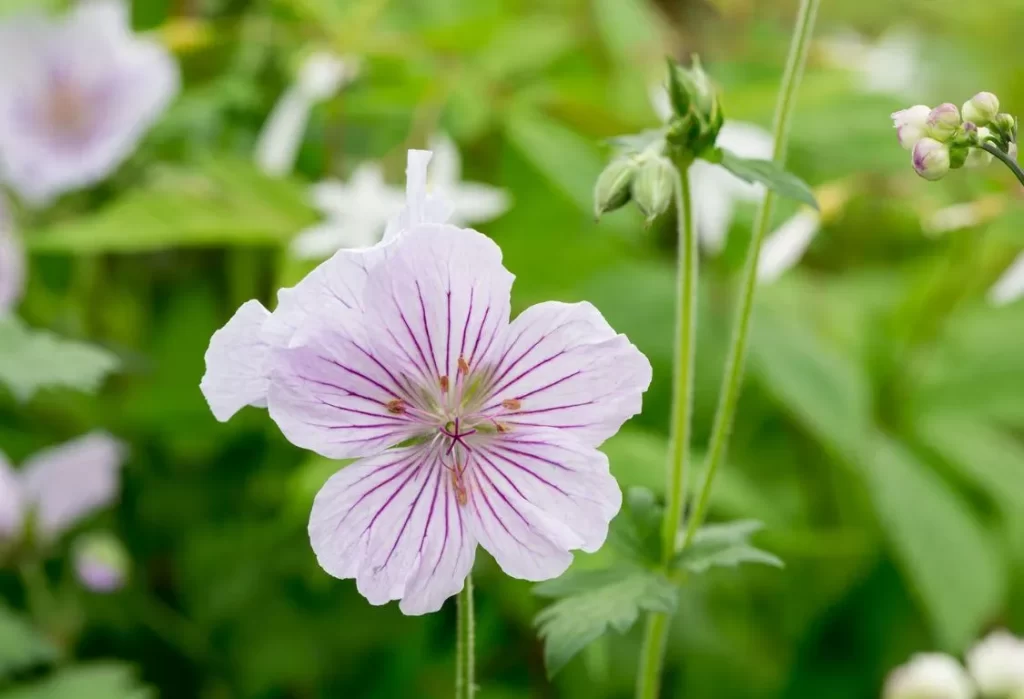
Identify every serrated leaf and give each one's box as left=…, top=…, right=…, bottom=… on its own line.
left=534, top=565, right=677, bottom=677
left=27, top=159, right=316, bottom=253
left=0, top=606, right=57, bottom=679
left=676, top=520, right=784, bottom=574
left=716, top=149, right=818, bottom=209
left=0, top=317, right=119, bottom=401
left=606, top=486, right=663, bottom=564
left=0, top=663, right=153, bottom=699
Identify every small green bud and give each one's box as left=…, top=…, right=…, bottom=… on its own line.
left=665, top=55, right=724, bottom=157
left=948, top=143, right=969, bottom=169
left=992, top=112, right=1017, bottom=138
left=593, top=157, right=638, bottom=218
left=631, top=156, right=675, bottom=225
left=962, top=92, right=999, bottom=126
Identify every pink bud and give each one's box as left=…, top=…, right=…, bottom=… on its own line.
left=912, top=138, right=951, bottom=181
left=926, top=103, right=961, bottom=142
left=891, top=105, right=931, bottom=151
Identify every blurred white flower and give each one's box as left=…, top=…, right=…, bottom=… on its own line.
left=883, top=653, right=975, bottom=699
left=822, top=29, right=925, bottom=97
left=967, top=630, right=1024, bottom=697
left=0, top=432, right=125, bottom=544
left=651, top=84, right=774, bottom=254
left=255, top=51, right=360, bottom=177
left=0, top=202, right=23, bottom=315
left=0, top=0, right=179, bottom=205
left=988, top=252, right=1024, bottom=306
left=290, top=134, right=509, bottom=259
left=757, top=210, right=820, bottom=284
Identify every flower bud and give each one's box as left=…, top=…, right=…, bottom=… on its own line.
left=966, top=630, right=1024, bottom=697
left=913, top=138, right=951, bottom=180
left=74, top=532, right=129, bottom=594
left=992, top=112, right=1017, bottom=139
left=665, top=56, right=724, bottom=157
left=593, top=157, right=638, bottom=218
left=926, top=103, right=962, bottom=142
left=962, top=92, right=999, bottom=126
left=891, top=105, right=931, bottom=151
left=883, top=653, right=974, bottom=699
left=631, top=156, right=676, bottom=225
left=965, top=147, right=993, bottom=168
left=949, top=143, right=970, bottom=169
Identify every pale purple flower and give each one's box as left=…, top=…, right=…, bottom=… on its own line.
left=0, top=199, right=23, bottom=315
left=0, top=0, right=179, bottom=204
left=892, top=105, right=932, bottom=151
left=73, top=532, right=129, bottom=593
left=967, top=630, right=1024, bottom=696
left=0, top=432, right=125, bottom=543
left=202, top=150, right=651, bottom=615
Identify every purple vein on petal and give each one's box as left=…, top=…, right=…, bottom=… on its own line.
left=415, top=281, right=441, bottom=378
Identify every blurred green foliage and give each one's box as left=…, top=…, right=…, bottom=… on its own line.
left=2, top=0, right=1024, bottom=697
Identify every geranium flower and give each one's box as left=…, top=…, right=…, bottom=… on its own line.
left=0, top=432, right=125, bottom=545
left=0, top=0, right=179, bottom=204
left=202, top=150, right=651, bottom=614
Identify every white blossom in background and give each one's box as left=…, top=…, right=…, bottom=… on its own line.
left=822, top=29, right=925, bottom=97
left=988, top=252, right=1024, bottom=306
left=883, top=653, right=975, bottom=699
left=757, top=209, right=821, bottom=284
left=967, top=630, right=1024, bottom=696
left=0, top=433, right=125, bottom=545
left=255, top=51, right=360, bottom=177
left=290, top=134, right=510, bottom=260
left=0, top=201, right=23, bottom=315
left=651, top=85, right=775, bottom=254
left=0, top=0, right=179, bottom=205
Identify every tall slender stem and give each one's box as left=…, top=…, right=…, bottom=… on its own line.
left=635, top=164, right=697, bottom=699
left=982, top=142, right=1024, bottom=187
left=682, top=0, right=820, bottom=550
left=456, top=575, right=475, bottom=699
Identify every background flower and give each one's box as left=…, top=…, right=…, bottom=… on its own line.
left=883, top=653, right=975, bottom=699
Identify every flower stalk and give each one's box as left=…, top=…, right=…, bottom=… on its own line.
left=982, top=141, right=1024, bottom=187
left=682, top=0, right=820, bottom=551
left=456, top=575, right=476, bottom=699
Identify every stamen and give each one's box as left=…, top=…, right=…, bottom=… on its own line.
left=440, top=375, right=450, bottom=393
left=495, top=421, right=509, bottom=433
left=458, top=355, right=470, bottom=375
left=451, top=470, right=468, bottom=506
left=501, top=398, right=522, bottom=411
left=386, top=398, right=407, bottom=414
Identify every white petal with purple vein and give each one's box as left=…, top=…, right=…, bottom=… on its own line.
left=200, top=300, right=273, bottom=421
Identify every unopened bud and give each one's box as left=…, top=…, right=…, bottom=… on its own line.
left=992, top=112, right=1017, bottom=138
left=965, top=126, right=994, bottom=167
left=632, top=156, right=676, bottom=225
left=962, top=92, right=999, bottom=126
left=926, top=103, right=962, bottom=142
left=913, top=138, right=951, bottom=181
left=891, top=105, right=931, bottom=151
left=948, top=143, right=969, bottom=170
left=665, top=55, right=724, bottom=157
left=74, top=533, right=129, bottom=594
left=594, top=157, right=638, bottom=218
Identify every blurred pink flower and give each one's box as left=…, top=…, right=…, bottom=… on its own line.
left=0, top=0, right=178, bottom=204
left=0, top=432, right=125, bottom=544
left=202, top=150, right=651, bottom=614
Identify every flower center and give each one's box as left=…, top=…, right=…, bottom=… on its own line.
left=42, top=75, right=98, bottom=144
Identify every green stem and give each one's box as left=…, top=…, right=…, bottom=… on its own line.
left=682, top=0, right=820, bottom=551
left=982, top=142, right=1024, bottom=187
left=456, top=575, right=475, bottom=699
left=635, top=160, right=698, bottom=699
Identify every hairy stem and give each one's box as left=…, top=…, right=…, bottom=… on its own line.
left=456, top=575, right=476, bottom=699
left=682, top=0, right=820, bottom=551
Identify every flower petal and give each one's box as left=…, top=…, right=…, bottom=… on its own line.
left=481, top=301, right=652, bottom=447
left=465, top=430, right=620, bottom=581
left=200, top=300, right=273, bottom=421
left=0, top=450, right=24, bottom=540
left=20, top=432, right=125, bottom=540
left=268, top=307, right=428, bottom=459
left=309, top=444, right=476, bottom=615
left=364, top=224, right=513, bottom=389
left=382, top=150, right=454, bottom=244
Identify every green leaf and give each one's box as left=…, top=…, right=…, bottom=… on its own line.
left=675, top=520, right=784, bottom=574
left=27, top=159, right=316, bottom=253
left=606, top=487, right=663, bottom=565
left=534, top=565, right=677, bottom=677
left=863, top=437, right=1005, bottom=650
left=0, top=317, right=119, bottom=401
left=716, top=149, right=819, bottom=209
left=0, top=606, right=57, bottom=679
left=0, top=663, right=153, bottom=699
